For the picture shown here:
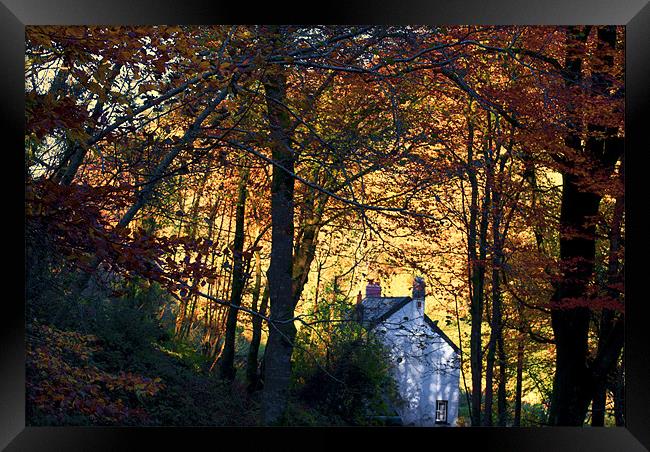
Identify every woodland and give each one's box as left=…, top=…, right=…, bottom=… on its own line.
left=24, top=25, right=624, bottom=427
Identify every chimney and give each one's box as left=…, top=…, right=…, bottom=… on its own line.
left=366, top=280, right=382, bottom=298
left=356, top=291, right=362, bottom=305
left=413, top=276, right=425, bottom=311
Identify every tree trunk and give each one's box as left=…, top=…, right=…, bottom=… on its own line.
left=513, top=327, right=524, bottom=426
left=591, top=376, right=607, bottom=426
left=548, top=172, right=601, bottom=425
left=483, top=146, right=499, bottom=426
left=218, top=167, right=250, bottom=381
left=261, top=51, right=297, bottom=425
left=465, top=117, right=485, bottom=427
left=592, top=152, right=625, bottom=426
left=291, top=189, right=327, bottom=308
left=549, top=26, right=623, bottom=426
left=246, top=250, right=269, bottom=393
left=613, top=352, right=625, bottom=426
left=494, top=180, right=507, bottom=427
left=475, top=161, right=490, bottom=426
left=497, top=328, right=507, bottom=426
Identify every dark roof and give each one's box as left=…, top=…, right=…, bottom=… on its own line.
left=423, top=315, right=461, bottom=354
left=361, top=297, right=411, bottom=325
left=359, top=296, right=460, bottom=354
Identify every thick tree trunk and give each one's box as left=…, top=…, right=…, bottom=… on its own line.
left=591, top=376, right=607, bottom=426
left=549, top=25, right=623, bottom=426
left=548, top=173, right=601, bottom=425
left=219, top=167, right=250, bottom=381
left=261, top=57, right=297, bottom=425
left=548, top=127, right=598, bottom=422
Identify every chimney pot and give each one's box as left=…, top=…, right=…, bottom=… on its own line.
left=366, top=280, right=382, bottom=298
left=413, top=276, right=425, bottom=299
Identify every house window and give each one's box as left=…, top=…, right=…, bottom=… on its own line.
left=417, top=301, right=422, bottom=308
left=435, top=400, right=448, bottom=424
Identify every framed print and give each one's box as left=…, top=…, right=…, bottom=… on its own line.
left=3, top=0, right=650, bottom=450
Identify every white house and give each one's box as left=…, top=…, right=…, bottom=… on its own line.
left=357, top=277, right=461, bottom=426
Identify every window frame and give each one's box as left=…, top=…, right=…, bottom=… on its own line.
left=435, top=400, right=449, bottom=424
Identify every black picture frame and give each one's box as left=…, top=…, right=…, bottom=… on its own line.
left=3, top=1, right=649, bottom=450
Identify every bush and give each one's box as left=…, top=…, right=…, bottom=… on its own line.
left=291, top=287, right=400, bottom=425
left=26, top=321, right=164, bottom=426
left=296, top=336, right=399, bottom=425
left=520, top=401, right=550, bottom=426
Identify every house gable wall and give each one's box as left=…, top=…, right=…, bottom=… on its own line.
left=373, top=299, right=460, bottom=426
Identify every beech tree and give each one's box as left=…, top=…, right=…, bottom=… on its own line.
left=547, top=25, right=624, bottom=426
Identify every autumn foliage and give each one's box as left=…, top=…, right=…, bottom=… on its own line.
left=26, top=322, right=163, bottom=425
left=25, top=25, right=624, bottom=426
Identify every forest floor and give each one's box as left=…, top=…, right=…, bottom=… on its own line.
left=25, top=276, right=266, bottom=426
left=26, top=318, right=261, bottom=426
